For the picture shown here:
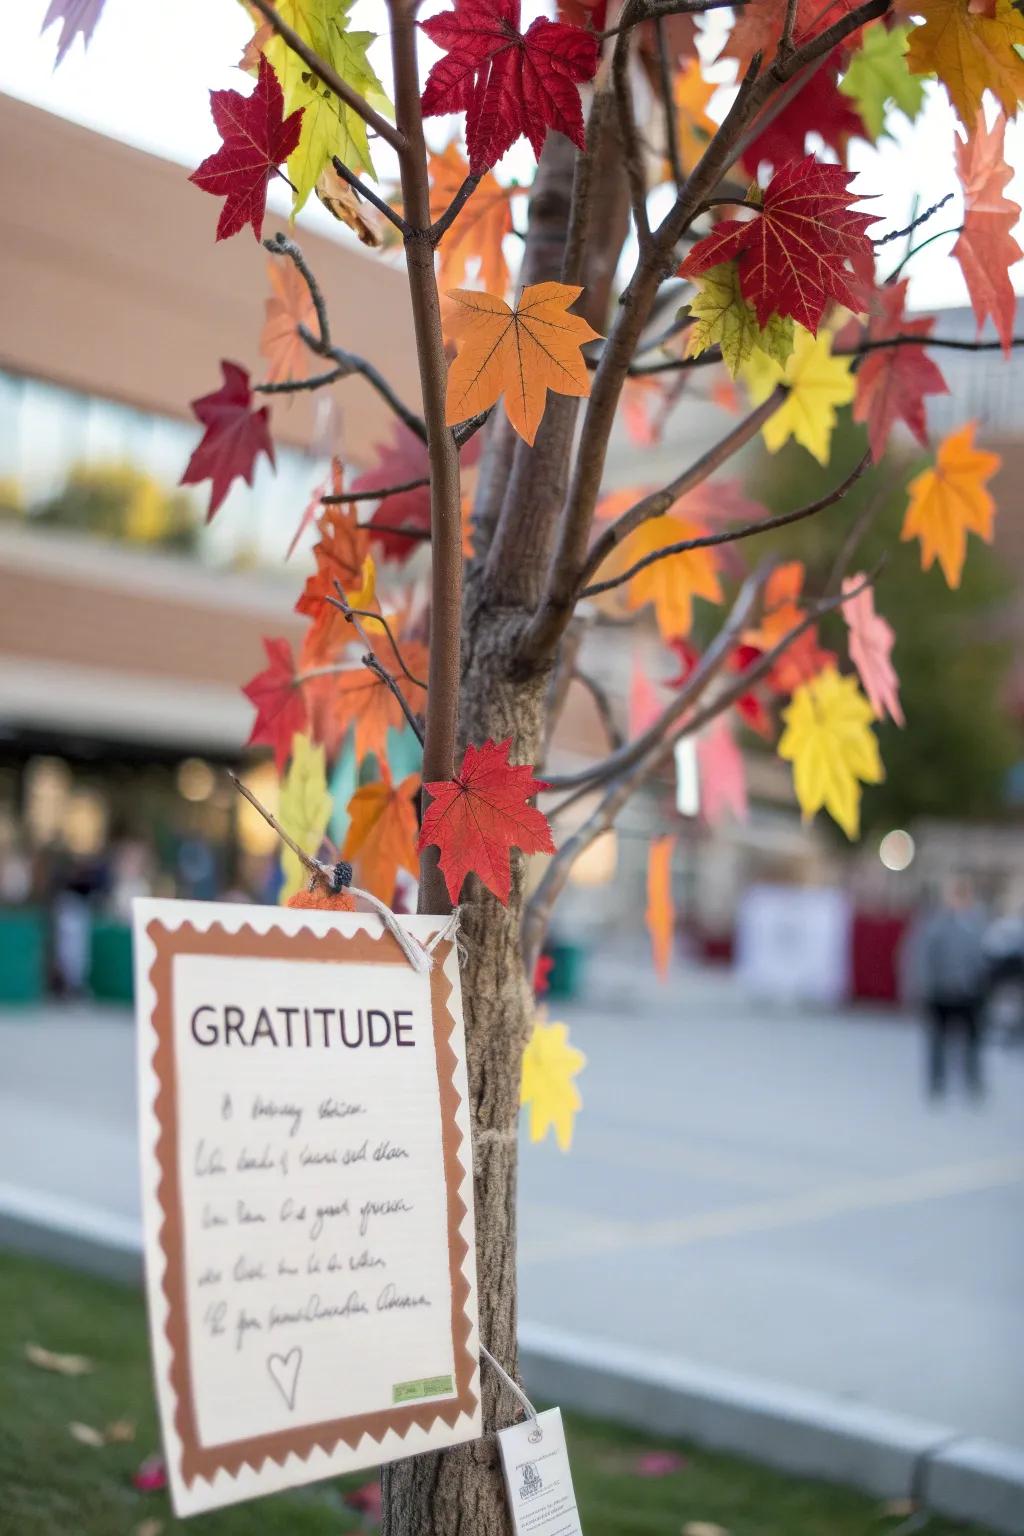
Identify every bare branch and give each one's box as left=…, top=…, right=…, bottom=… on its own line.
left=322, top=475, right=431, bottom=505
left=873, top=192, right=955, bottom=247
left=325, top=586, right=429, bottom=690
left=330, top=155, right=410, bottom=236
left=246, top=0, right=406, bottom=153
left=600, top=0, right=740, bottom=36
left=264, top=231, right=332, bottom=346
left=580, top=452, right=870, bottom=599
left=656, top=16, right=684, bottom=190
left=429, top=174, right=481, bottom=243
left=228, top=772, right=328, bottom=885
left=576, top=388, right=786, bottom=592
left=612, top=0, right=652, bottom=245
left=572, top=668, right=624, bottom=751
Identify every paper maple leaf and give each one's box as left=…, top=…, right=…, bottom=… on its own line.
left=42, top=0, right=106, bottom=65
left=853, top=280, right=948, bottom=463
left=418, top=737, right=555, bottom=904
left=778, top=666, right=883, bottom=840
left=698, top=717, right=748, bottom=826
left=953, top=110, right=1023, bottom=357
left=686, top=262, right=794, bottom=378
left=741, top=50, right=864, bottom=174
left=743, top=328, right=855, bottom=465
left=743, top=562, right=835, bottom=695
left=242, top=638, right=309, bottom=772
left=261, top=0, right=392, bottom=210
left=907, top=0, right=1024, bottom=126
left=679, top=157, right=876, bottom=334
left=838, top=23, right=925, bottom=140
left=721, top=0, right=861, bottom=72
left=180, top=362, right=275, bottom=521
left=329, top=634, right=428, bottom=764
left=278, top=733, right=333, bottom=901
left=429, top=144, right=514, bottom=296
left=901, top=422, right=1000, bottom=589
left=420, top=0, right=599, bottom=174
left=645, top=836, right=675, bottom=979
left=189, top=56, right=303, bottom=241
left=618, top=515, right=724, bottom=639
left=341, top=770, right=420, bottom=902
left=841, top=576, right=904, bottom=726
left=520, top=1015, right=585, bottom=1151
left=296, top=503, right=372, bottom=660
left=444, top=283, right=600, bottom=446
left=260, top=258, right=316, bottom=386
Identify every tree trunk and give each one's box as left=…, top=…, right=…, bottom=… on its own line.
left=383, top=602, right=549, bottom=1536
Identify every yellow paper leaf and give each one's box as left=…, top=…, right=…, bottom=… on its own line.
left=341, top=770, right=419, bottom=901
left=778, top=667, right=883, bottom=840
left=429, top=143, right=513, bottom=296
left=520, top=1015, right=586, bottom=1152
left=686, top=262, right=794, bottom=378
left=278, top=732, right=333, bottom=901
left=901, top=421, right=999, bottom=588
left=618, top=515, right=723, bottom=639
left=262, top=0, right=392, bottom=213
left=906, top=0, right=1024, bottom=126
left=444, top=283, right=601, bottom=445
left=744, top=328, right=855, bottom=465
left=646, top=835, right=675, bottom=979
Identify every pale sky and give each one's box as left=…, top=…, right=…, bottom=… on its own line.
left=4, top=0, right=1023, bottom=316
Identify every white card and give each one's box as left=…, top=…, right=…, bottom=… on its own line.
left=497, top=1408, right=583, bottom=1536
left=133, top=898, right=480, bottom=1515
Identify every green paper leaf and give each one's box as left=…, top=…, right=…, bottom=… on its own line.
left=685, top=262, right=795, bottom=378
left=839, top=24, right=925, bottom=141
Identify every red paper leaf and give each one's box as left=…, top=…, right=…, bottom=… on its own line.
left=242, top=638, right=308, bottom=772
left=418, top=737, right=555, bottom=904
left=678, top=156, right=876, bottom=333
left=669, top=638, right=773, bottom=736
left=741, top=51, right=864, bottom=174
left=354, top=426, right=432, bottom=561
left=953, top=109, right=1023, bottom=355
left=189, top=55, right=303, bottom=241
left=420, top=0, right=599, bottom=174
left=180, top=361, right=275, bottom=521
left=698, top=716, right=748, bottom=826
left=853, top=280, right=948, bottom=461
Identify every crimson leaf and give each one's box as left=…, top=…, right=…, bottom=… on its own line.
left=180, top=361, right=275, bottom=521
left=189, top=55, right=303, bottom=242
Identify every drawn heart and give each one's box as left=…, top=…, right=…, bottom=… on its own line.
left=267, top=1347, right=302, bottom=1411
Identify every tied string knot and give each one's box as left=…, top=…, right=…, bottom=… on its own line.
left=228, top=770, right=460, bottom=976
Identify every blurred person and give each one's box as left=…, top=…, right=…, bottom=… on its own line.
left=915, top=876, right=989, bottom=1099
left=983, top=880, right=1024, bottom=1044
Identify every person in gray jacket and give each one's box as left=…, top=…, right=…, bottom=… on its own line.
left=916, top=876, right=989, bottom=1098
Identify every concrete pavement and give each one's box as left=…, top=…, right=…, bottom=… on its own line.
left=1, top=952, right=1022, bottom=1450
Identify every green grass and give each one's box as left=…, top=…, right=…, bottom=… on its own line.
left=0, top=1251, right=993, bottom=1536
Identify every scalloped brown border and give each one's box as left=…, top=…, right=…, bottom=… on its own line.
left=145, top=917, right=477, bottom=1489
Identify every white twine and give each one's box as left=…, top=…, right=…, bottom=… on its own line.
left=312, top=861, right=462, bottom=977
left=480, top=1343, right=539, bottom=1424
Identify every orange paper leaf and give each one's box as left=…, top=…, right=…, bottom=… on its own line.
left=901, top=422, right=999, bottom=588
left=953, top=110, right=1023, bottom=356
left=342, top=770, right=420, bottom=902
left=429, top=143, right=514, bottom=296
left=646, top=835, right=675, bottom=979
left=260, top=257, right=315, bottom=385
left=444, top=282, right=600, bottom=445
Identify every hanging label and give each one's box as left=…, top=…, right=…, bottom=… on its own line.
left=133, top=898, right=480, bottom=1516
left=497, top=1407, right=583, bottom=1536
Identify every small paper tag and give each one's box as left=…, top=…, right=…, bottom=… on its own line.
left=497, top=1407, right=583, bottom=1536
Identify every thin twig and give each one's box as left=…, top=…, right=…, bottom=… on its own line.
left=612, top=0, right=652, bottom=245
left=264, top=231, right=332, bottom=346
left=873, top=192, right=955, bottom=247
left=322, top=475, right=431, bottom=505
left=247, top=0, right=405, bottom=153
left=573, top=668, right=624, bottom=751
left=600, top=0, right=738, bottom=36
left=656, top=16, right=685, bottom=190
left=228, top=772, right=326, bottom=884
left=887, top=227, right=964, bottom=282
left=297, top=324, right=428, bottom=442
left=580, top=454, right=870, bottom=598
left=429, top=174, right=481, bottom=243
left=330, top=156, right=410, bottom=236
left=256, top=366, right=350, bottom=396
left=364, top=653, right=426, bottom=743
left=326, top=585, right=428, bottom=689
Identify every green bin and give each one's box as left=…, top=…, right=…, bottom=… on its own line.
left=0, top=908, right=46, bottom=1003
left=545, top=941, right=585, bottom=1000
left=89, top=920, right=134, bottom=1004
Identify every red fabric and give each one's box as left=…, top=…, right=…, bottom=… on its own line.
left=850, top=912, right=908, bottom=1002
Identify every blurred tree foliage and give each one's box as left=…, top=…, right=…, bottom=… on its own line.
left=740, top=417, right=1021, bottom=831
left=1, top=463, right=197, bottom=551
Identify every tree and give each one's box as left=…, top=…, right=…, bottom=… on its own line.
left=45, top=0, right=1023, bottom=1530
